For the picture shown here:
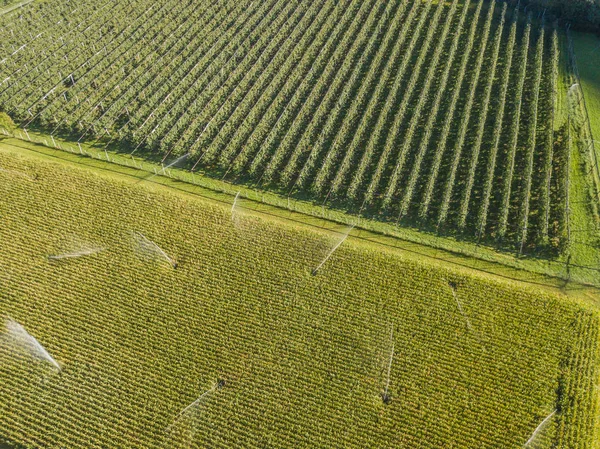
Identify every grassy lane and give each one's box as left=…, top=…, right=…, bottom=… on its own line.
left=572, top=32, right=600, bottom=147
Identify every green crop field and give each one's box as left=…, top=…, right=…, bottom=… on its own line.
left=0, top=0, right=584, bottom=254
left=0, top=146, right=600, bottom=448
left=1, top=0, right=600, bottom=447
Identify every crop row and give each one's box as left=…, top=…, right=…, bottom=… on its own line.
left=0, top=0, right=567, bottom=254
left=0, top=150, right=598, bottom=447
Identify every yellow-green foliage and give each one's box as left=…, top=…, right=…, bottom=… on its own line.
left=0, top=150, right=599, bottom=448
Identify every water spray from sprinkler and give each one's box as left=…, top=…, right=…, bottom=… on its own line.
left=449, top=281, right=487, bottom=351
left=132, top=231, right=177, bottom=268
left=568, top=83, right=579, bottom=98
left=449, top=281, right=473, bottom=332
left=138, top=153, right=189, bottom=184
left=312, top=224, right=355, bottom=276
left=167, top=380, right=225, bottom=432
left=382, top=324, right=394, bottom=404
left=231, top=191, right=241, bottom=221
left=524, top=410, right=556, bottom=447
left=48, top=247, right=105, bottom=261
left=1, top=316, right=61, bottom=372
left=0, top=166, right=35, bottom=181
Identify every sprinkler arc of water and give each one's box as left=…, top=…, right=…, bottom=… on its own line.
left=231, top=191, right=241, bottom=219
left=167, top=382, right=221, bottom=433
left=382, top=324, right=394, bottom=404
left=451, top=286, right=473, bottom=332
left=0, top=167, right=36, bottom=181
left=3, top=316, right=61, bottom=371
left=449, top=282, right=487, bottom=351
left=139, top=153, right=189, bottom=183
left=133, top=231, right=177, bottom=268
left=312, top=224, right=355, bottom=275
left=524, top=410, right=557, bottom=447
left=48, top=247, right=105, bottom=260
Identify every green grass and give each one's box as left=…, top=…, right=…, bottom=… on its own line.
left=1, top=142, right=600, bottom=448
left=572, top=30, right=600, bottom=195
left=572, top=32, right=600, bottom=144
left=556, top=31, right=600, bottom=283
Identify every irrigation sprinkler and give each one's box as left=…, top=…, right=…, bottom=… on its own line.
left=449, top=281, right=473, bottom=332
left=167, top=380, right=224, bottom=432
left=48, top=247, right=105, bottom=261
left=231, top=190, right=241, bottom=221
left=138, top=153, right=189, bottom=184
left=1, top=316, right=61, bottom=372
left=524, top=410, right=556, bottom=447
left=382, top=324, right=394, bottom=404
left=132, top=231, right=177, bottom=268
left=312, top=224, right=354, bottom=276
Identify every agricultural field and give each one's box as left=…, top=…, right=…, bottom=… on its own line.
left=2, top=0, right=600, bottom=447
left=1, top=146, right=600, bottom=448
left=0, top=0, right=588, bottom=255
